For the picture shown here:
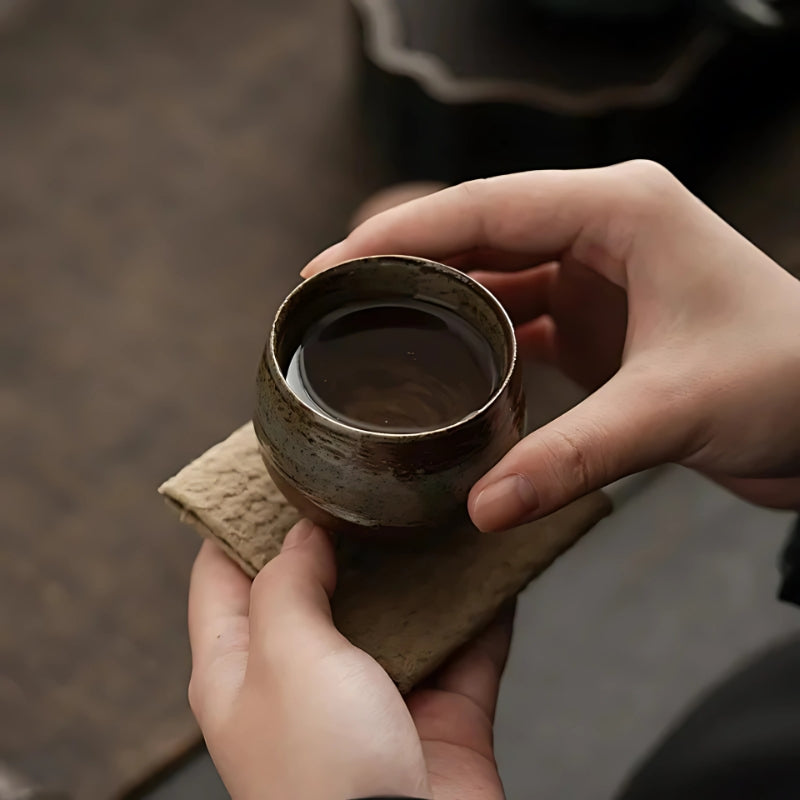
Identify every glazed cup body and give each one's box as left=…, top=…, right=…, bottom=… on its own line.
left=254, top=255, right=525, bottom=535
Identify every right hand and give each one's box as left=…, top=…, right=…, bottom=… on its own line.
left=303, top=161, right=800, bottom=530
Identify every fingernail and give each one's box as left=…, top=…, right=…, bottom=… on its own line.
left=300, top=240, right=344, bottom=277
left=282, top=518, right=316, bottom=550
left=470, top=473, right=539, bottom=532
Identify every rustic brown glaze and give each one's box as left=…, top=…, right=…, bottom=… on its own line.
left=254, top=256, right=525, bottom=535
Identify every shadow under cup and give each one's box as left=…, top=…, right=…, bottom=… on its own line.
left=254, top=255, right=526, bottom=536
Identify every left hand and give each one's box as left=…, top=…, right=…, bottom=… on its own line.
left=188, top=519, right=513, bottom=800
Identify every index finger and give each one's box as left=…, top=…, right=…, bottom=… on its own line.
left=301, top=162, right=674, bottom=284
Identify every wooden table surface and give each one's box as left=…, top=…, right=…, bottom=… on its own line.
left=0, top=0, right=382, bottom=796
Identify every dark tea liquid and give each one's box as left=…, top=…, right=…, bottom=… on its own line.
left=285, top=299, right=499, bottom=433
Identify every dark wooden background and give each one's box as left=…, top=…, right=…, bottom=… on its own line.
left=0, top=1, right=383, bottom=796
left=1, top=0, right=798, bottom=797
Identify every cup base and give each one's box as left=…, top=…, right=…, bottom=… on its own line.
left=264, top=456, right=472, bottom=540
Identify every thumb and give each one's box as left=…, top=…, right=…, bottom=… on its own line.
left=468, top=368, right=691, bottom=531
left=249, top=519, right=339, bottom=649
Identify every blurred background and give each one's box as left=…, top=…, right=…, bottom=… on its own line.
left=1, top=0, right=799, bottom=798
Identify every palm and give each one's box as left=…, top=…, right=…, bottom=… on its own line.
left=410, top=688, right=505, bottom=800
left=405, top=608, right=513, bottom=800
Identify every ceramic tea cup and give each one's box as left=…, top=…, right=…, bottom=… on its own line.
left=254, top=255, right=525, bottom=535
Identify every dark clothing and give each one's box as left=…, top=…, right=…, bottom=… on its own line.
left=779, top=516, right=800, bottom=606
left=615, top=520, right=800, bottom=800
left=615, top=635, right=800, bottom=800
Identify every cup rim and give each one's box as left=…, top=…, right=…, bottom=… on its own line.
left=266, top=254, right=518, bottom=441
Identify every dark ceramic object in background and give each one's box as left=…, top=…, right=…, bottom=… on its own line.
left=351, top=0, right=799, bottom=186
left=254, top=256, right=525, bottom=536
left=523, top=0, right=786, bottom=28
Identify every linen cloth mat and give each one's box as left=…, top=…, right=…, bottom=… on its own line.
left=160, top=423, right=612, bottom=693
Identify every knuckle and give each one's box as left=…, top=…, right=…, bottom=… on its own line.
left=618, top=158, right=674, bottom=187
left=542, top=426, right=597, bottom=499
left=458, top=176, right=489, bottom=207
left=457, top=177, right=490, bottom=200
left=455, top=178, right=493, bottom=243
left=614, top=159, right=682, bottom=212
